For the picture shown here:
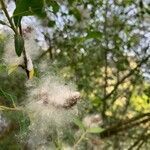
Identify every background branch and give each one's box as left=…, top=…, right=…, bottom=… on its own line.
left=100, top=113, right=150, bottom=138
left=102, top=51, right=150, bottom=101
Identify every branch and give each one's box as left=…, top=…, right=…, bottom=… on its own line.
left=18, top=21, right=34, bottom=79
left=0, top=105, right=22, bottom=111
left=128, top=128, right=148, bottom=150
left=136, top=140, right=145, bottom=150
left=100, top=113, right=150, bottom=138
left=43, top=33, right=53, bottom=60
left=35, top=50, right=49, bottom=63
left=102, top=52, right=150, bottom=101
left=0, top=0, right=17, bottom=34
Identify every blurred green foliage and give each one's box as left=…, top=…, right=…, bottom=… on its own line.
left=0, top=0, right=150, bottom=149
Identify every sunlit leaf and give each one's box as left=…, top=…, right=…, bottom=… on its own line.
left=87, top=127, right=104, bottom=133
left=8, top=65, right=18, bottom=75
left=86, top=31, right=102, bottom=39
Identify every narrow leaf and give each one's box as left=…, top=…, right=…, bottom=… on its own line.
left=87, top=127, right=104, bottom=133
left=14, top=34, right=24, bottom=57
left=0, top=89, right=16, bottom=107
left=73, top=118, right=85, bottom=130
left=8, top=65, right=18, bottom=75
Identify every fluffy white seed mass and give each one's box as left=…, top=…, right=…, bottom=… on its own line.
left=24, top=75, right=80, bottom=148
left=82, top=114, right=102, bottom=128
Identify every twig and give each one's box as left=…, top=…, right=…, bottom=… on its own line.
left=99, top=113, right=150, bottom=138
left=102, top=52, right=150, bottom=101
left=18, top=24, right=30, bottom=78
left=0, top=105, right=22, bottom=111
left=0, top=0, right=17, bottom=34
left=136, top=140, right=145, bottom=150
left=73, top=131, right=87, bottom=150
left=128, top=128, right=148, bottom=150
left=43, top=33, right=53, bottom=60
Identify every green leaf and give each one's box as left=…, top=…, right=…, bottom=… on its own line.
left=139, top=0, right=143, bottom=9
left=13, top=0, right=31, bottom=27
left=13, top=0, right=46, bottom=26
left=70, top=7, right=81, bottom=21
left=14, top=34, right=24, bottom=57
left=0, top=89, right=16, bottom=107
left=87, top=127, right=104, bottom=133
left=47, top=20, right=56, bottom=27
left=46, top=0, right=60, bottom=13
left=86, top=31, right=102, bottom=39
left=73, top=118, right=85, bottom=130
left=30, top=0, right=46, bottom=18
left=68, top=0, right=75, bottom=5
left=8, top=65, right=18, bottom=75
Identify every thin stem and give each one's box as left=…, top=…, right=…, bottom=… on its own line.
left=73, top=131, right=87, bottom=149
left=0, top=105, right=22, bottom=111
left=19, top=24, right=30, bottom=78
left=0, top=0, right=17, bottom=34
